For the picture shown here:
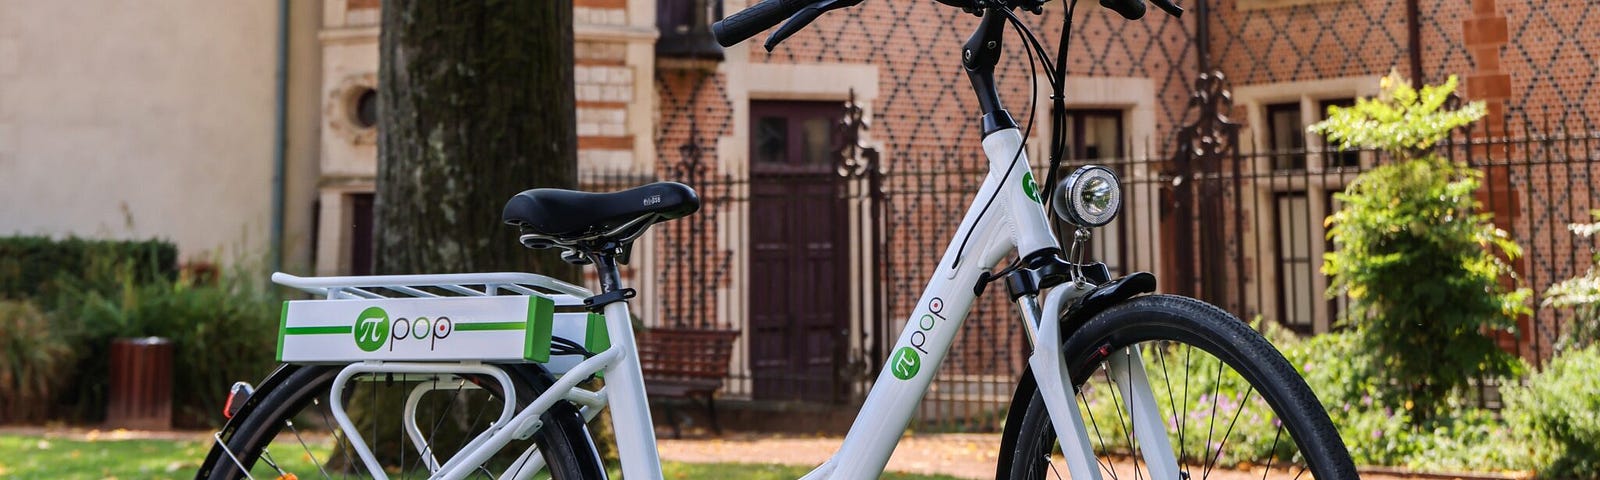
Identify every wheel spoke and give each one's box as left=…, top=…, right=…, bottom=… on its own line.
left=285, top=418, right=332, bottom=479
left=317, top=397, right=358, bottom=478
left=1154, top=342, right=1190, bottom=476
left=1206, top=386, right=1256, bottom=477
left=1081, top=376, right=1119, bottom=479
left=1103, top=366, right=1135, bottom=476
left=1263, top=425, right=1284, bottom=479
left=1181, top=344, right=1195, bottom=480
left=1202, top=357, right=1224, bottom=478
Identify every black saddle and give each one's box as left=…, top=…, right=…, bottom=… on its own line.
left=502, top=182, right=699, bottom=248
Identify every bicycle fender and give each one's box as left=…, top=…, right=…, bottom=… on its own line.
left=195, top=363, right=305, bottom=479
left=993, top=272, right=1156, bottom=478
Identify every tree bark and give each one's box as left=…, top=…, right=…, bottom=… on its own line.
left=376, top=0, right=577, bottom=281
left=350, top=2, right=581, bottom=468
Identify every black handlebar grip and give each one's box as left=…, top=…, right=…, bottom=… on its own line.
left=1099, top=0, right=1146, bottom=20
left=712, top=0, right=813, bottom=47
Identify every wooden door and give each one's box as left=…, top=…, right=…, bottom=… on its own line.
left=748, top=100, right=847, bottom=402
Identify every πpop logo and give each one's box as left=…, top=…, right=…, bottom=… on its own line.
left=352, top=307, right=455, bottom=352
left=892, top=297, right=946, bottom=380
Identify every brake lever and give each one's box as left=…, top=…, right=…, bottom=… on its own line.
left=763, top=0, right=862, bottom=52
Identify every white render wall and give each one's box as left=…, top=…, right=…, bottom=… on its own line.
left=0, top=0, right=280, bottom=259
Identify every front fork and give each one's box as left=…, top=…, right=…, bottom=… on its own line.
left=1018, top=275, right=1175, bottom=479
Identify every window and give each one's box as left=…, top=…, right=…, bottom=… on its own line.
left=349, top=193, right=374, bottom=275
left=656, top=0, right=722, bottom=59
left=351, top=88, right=378, bottom=130
left=1260, top=97, right=1360, bottom=333
left=1318, top=98, right=1359, bottom=168
left=1237, top=79, right=1376, bottom=334
left=1273, top=193, right=1315, bottom=334
left=1062, top=110, right=1124, bottom=161
left=1265, top=102, right=1305, bottom=170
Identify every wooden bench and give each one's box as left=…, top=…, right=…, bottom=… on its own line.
left=635, top=327, right=740, bottom=438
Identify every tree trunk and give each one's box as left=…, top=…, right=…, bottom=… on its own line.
left=376, top=0, right=577, bottom=280
left=347, top=2, right=580, bottom=470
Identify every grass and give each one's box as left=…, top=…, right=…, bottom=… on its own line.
left=0, top=432, right=966, bottom=479
left=0, top=433, right=211, bottom=479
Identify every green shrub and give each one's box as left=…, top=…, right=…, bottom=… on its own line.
left=1284, top=331, right=1534, bottom=472
left=0, top=300, right=75, bottom=423
left=1312, top=74, right=1529, bottom=423
left=1543, top=211, right=1600, bottom=352
left=1504, top=345, right=1600, bottom=479
left=53, top=265, right=279, bottom=427
left=0, top=236, right=177, bottom=300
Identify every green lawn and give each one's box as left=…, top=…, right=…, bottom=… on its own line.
left=0, top=433, right=211, bottom=478
left=0, top=433, right=964, bottom=479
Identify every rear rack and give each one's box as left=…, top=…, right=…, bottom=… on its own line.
left=271, top=272, right=591, bottom=307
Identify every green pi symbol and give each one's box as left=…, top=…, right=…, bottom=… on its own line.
left=353, top=307, right=389, bottom=352
left=1022, top=171, right=1042, bottom=204
left=891, top=347, right=922, bottom=380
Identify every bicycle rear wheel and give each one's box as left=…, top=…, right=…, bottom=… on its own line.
left=1005, top=294, right=1357, bottom=479
left=199, top=363, right=604, bottom=480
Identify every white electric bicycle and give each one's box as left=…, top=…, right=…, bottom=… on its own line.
left=198, top=0, right=1357, bottom=478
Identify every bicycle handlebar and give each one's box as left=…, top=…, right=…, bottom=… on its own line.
left=1100, top=0, right=1183, bottom=20
left=711, top=0, right=813, bottom=47
left=712, top=0, right=1182, bottom=51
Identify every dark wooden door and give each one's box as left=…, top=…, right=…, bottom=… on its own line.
left=748, top=100, right=847, bottom=402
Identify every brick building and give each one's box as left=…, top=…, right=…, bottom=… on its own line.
left=303, top=0, right=1598, bottom=427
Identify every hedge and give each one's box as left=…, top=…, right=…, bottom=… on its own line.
left=0, top=236, right=177, bottom=300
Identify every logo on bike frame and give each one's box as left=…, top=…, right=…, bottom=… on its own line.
left=354, top=306, right=389, bottom=352
left=891, top=347, right=921, bottom=380
left=894, top=297, right=947, bottom=381
left=1022, top=171, right=1042, bottom=204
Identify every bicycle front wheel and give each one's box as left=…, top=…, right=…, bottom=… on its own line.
left=1006, top=294, right=1357, bottom=479
left=199, top=363, right=604, bottom=480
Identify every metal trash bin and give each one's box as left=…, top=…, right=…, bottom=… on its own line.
left=106, top=337, right=173, bottom=430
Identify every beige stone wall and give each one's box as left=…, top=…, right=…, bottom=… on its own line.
left=0, top=0, right=298, bottom=261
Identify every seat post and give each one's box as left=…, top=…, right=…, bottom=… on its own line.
left=590, top=251, right=626, bottom=294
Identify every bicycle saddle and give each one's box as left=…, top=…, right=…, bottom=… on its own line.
left=502, top=181, right=700, bottom=246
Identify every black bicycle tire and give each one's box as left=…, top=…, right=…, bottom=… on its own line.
left=1005, top=294, right=1358, bottom=479
left=202, top=364, right=603, bottom=480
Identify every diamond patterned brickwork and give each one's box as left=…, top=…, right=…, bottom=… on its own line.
left=747, top=2, right=1197, bottom=161
left=1208, top=0, right=1408, bottom=86
left=1206, top=0, right=1599, bottom=131
left=1499, top=1, right=1600, bottom=131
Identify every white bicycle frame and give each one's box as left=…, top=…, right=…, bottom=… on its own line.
left=600, top=125, right=1180, bottom=479
left=267, top=125, right=1177, bottom=480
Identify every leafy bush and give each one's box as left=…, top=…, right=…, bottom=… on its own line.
left=1504, top=345, right=1600, bottom=479
left=1311, top=74, right=1529, bottom=423
left=0, top=300, right=75, bottom=423
left=1279, top=329, right=1533, bottom=472
left=0, top=236, right=176, bottom=300
left=1543, top=211, right=1600, bottom=352
left=53, top=265, right=279, bottom=427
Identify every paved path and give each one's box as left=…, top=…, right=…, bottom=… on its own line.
left=0, top=427, right=1508, bottom=479
left=658, top=432, right=1441, bottom=479
left=659, top=433, right=1001, bottom=479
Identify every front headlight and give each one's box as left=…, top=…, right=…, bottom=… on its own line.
left=1053, top=165, right=1122, bottom=228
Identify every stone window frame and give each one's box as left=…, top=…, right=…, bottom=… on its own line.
left=1234, top=75, right=1380, bottom=334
